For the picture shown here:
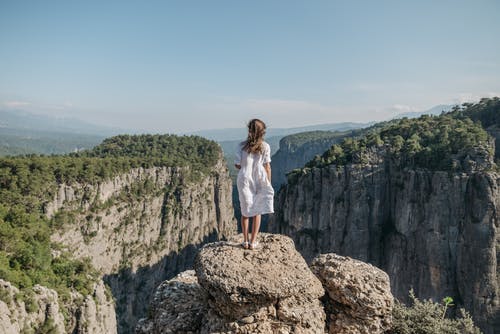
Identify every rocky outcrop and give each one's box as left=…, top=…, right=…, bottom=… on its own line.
left=271, top=160, right=500, bottom=333
left=137, top=234, right=327, bottom=333
left=0, top=278, right=116, bottom=334
left=311, top=253, right=393, bottom=334
left=137, top=234, right=396, bottom=334
left=47, top=156, right=236, bottom=332
left=195, top=234, right=325, bottom=333
left=72, top=280, right=117, bottom=334
left=486, top=124, right=500, bottom=159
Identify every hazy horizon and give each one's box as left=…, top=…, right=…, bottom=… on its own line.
left=0, top=103, right=447, bottom=135
left=1, top=1, right=499, bottom=133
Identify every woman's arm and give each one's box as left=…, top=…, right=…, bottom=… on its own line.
left=263, top=162, right=271, bottom=183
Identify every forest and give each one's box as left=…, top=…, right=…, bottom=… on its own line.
left=299, top=99, right=499, bottom=174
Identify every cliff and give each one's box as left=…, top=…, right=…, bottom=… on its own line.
left=136, top=234, right=394, bottom=334
left=0, top=278, right=116, bottom=334
left=48, top=157, right=236, bottom=332
left=0, top=134, right=237, bottom=333
left=271, top=156, right=499, bottom=333
left=271, top=130, right=355, bottom=189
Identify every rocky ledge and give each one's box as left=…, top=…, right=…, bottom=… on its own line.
left=0, top=278, right=116, bottom=334
left=136, top=233, right=393, bottom=334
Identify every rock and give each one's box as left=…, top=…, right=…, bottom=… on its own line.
left=135, top=270, right=207, bottom=334
left=74, top=280, right=117, bottom=334
left=240, top=316, right=254, bottom=324
left=196, top=233, right=326, bottom=333
left=0, top=278, right=116, bottom=334
left=137, top=233, right=327, bottom=333
left=0, top=279, right=66, bottom=334
left=311, top=253, right=394, bottom=334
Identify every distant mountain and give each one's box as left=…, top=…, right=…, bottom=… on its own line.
left=0, top=128, right=105, bottom=156
left=0, top=109, right=125, bottom=136
left=190, top=105, right=457, bottom=142
left=0, top=109, right=127, bottom=156
left=187, top=122, right=373, bottom=142
left=393, top=104, right=454, bottom=119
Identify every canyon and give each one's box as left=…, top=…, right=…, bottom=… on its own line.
left=0, top=147, right=236, bottom=333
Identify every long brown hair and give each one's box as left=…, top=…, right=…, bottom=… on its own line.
left=243, top=119, right=266, bottom=154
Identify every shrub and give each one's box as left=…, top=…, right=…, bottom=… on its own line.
left=389, top=290, right=481, bottom=334
left=15, top=289, right=39, bottom=313
left=0, top=285, right=12, bottom=304
left=37, top=318, right=58, bottom=334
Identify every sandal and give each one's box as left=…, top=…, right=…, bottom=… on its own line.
left=249, top=241, right=259, bottom=250
left=241, top=241, right=249, bottom=249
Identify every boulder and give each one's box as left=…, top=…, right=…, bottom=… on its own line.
left=135, top=270, right=207, bottom=334
left=195, top=233, right=326, bottom=333
left=311, top=253, right=393, bottom=334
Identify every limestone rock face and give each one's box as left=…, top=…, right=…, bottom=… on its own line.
left=0, top=278, right=116, bottom=334
left=49, top=160, right=235, bottom=276
left=311, top=253, right=394, bottom=334
left=137, top=234, right=327, bottom=334
left=72, top=280, right=117, bottom=334
left=271, top=162, right=500, bottom=333
left=47, top=155, right=236, bottom=332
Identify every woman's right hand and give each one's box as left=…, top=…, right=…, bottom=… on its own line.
left=263, top=163, right=271, bottom=183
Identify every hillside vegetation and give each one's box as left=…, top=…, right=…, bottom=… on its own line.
left=278, top=130, right=357, bottom=151
left=296, top=101, right=496, bottom=176
left=447, top=97, right=500, bottom=129
left=0, top=134, right=220, bottom=305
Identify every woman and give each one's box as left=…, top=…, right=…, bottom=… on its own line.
left=234, top=119, right=274, bottom=250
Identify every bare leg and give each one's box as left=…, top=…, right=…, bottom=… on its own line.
left=241, top=215, right=249, bottom=247
left=250, top=215, right=261, bottom=246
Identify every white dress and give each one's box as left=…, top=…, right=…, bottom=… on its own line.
left=234, top=141, right=275, bottom=217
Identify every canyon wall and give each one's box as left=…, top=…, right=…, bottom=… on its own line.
left=271, top=158, right=499, bottom=333
left=48, top=156, right=236, bottom=333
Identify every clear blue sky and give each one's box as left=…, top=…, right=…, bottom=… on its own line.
left=1, top=0, right=499, bottom=133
